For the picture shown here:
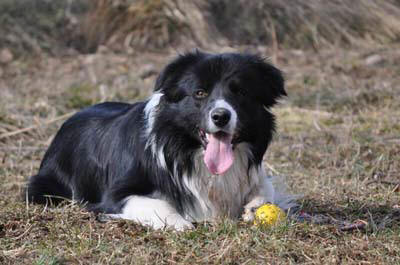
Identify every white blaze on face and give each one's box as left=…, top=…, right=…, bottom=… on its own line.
left=206, top=99, right=237, bottom=134
left=204, top=99, right=238, bottom=175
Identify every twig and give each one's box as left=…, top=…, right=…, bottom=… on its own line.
left=269, top=19, right=279, bottom=65
left=339, top=219, right=368, bottom=232
left=0, top=112, right=74, bottom=139
left=366, top=180, right=400, bottom=187
left=14, top=225, right=33, bottom=240
left=265, top=162, right=280, bottom=175
left=276, top=106, right=334, bottom=117
left=0, top=147, right=46, bottom=151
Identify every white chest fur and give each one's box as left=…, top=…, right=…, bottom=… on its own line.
left=182, top=144, right=261, bottom=221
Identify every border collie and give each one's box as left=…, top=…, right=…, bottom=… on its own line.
left=27, top=51, right=294, bottom=230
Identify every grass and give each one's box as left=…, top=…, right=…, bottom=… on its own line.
left=0, top=0, right=89, bottom=56
left=65, top=83, right=99, bottom=109
left=1, top=44, right=400, bottom=264
left=80, top=0, right=400, bottom=52
left=78, top=0, right=191, bottom=53
left=209, top=0, right=400, bottom=49
left=3, top=0, right=400, bottom=55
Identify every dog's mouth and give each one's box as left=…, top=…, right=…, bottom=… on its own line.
left=198, top=130, right=240, bottom=148
left=198, top=129, right=240, bottom=175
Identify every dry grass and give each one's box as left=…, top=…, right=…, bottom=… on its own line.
left=0, top=0, right=89, bottom=56
left=81, top=0, right=400, bottom=52
left=78, top=0, right=185, bottom=52
left=3, top=0, right=400, bottom=56
left=210, top=0, right=400, bottom=49
left=1, top=44, right=399, bottom=264
left=77, top=0, right=213, bottom=53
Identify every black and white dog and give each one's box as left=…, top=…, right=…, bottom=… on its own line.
left=27, top=51, right=293, bottom=230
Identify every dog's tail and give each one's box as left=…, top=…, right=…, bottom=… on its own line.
left=25, top=174, right=72, bottom=205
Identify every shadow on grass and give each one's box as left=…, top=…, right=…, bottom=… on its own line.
left=297, top=198, right=400, bottom=231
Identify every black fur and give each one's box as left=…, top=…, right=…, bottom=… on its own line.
left=26, top=51, right=286, bottom=217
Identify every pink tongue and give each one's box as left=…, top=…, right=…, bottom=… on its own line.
left=204, top=133, right=234, bottom=175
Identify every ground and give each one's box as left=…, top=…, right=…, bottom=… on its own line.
left=0, top=44, right=399, bottom=264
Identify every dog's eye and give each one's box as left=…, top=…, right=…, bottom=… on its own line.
left=194, top=89, right=208, bottom=99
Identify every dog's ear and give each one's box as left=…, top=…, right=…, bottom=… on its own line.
left=254, top=59, right=287, bottom=108
left=154, top=51, right=206, bottom=102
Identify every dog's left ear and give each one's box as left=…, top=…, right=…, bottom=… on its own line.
left=255, top=60, right=287, bottom=108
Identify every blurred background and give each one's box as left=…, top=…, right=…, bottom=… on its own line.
left=2, top=0, right=400, bottom=55
left=1, top=1, right=400, bottom=263
left=1, top=0, right=400, bottom=112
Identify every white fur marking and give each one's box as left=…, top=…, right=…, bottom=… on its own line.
left=143, top=93, right=163, bottom=155
left=157, top=145, right=168, bottom=170
left=183, top=144, right=258, bottom=221
left=207, top=99, right=238, bottom=134
left=109, top=196, right=194, bottom=230
left=144, top=93, right=163, bottom=137
left=143, top=93, right=168, bottom=169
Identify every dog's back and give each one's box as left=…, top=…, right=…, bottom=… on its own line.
left=26, top=102, right=141, bottom=205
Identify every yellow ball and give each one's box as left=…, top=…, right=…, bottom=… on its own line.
left=254, top=204, right=286, bottom=226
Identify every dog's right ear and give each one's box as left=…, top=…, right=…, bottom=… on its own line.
left=253, top=58, right=287, bottom=108
left=154, top=51, right=206, bottom=102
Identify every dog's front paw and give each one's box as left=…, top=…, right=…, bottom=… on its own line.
left=242, top=207, right=256, bottom=222
left=165, top=214, right=195, bottom=231
left=171, top=218, right=195, bottom=231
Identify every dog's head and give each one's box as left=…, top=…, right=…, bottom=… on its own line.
left=154, top=51, right=286, bottom=174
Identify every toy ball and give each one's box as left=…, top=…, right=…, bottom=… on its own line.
left=254, top=204, right=286, bottom=226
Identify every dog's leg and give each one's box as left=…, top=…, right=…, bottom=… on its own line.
left=107, top=196, right=194, bottom=231
left=242, top=174, right=275, bottom=222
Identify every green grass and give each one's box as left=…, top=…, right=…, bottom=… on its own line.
left=65, top=83, right=99, bottom=109
left=1, top=44, right=400, bottom=264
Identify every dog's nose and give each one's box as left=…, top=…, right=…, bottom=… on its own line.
left=211, top=108, right=231, bottom=127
